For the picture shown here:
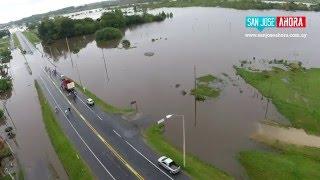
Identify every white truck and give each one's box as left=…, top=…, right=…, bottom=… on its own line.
left=158, top=156, right=181, bottom=174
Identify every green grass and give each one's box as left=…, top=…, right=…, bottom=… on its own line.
left=236, top=67, right=320, bottom=135
left=144, top=125, right=232, bottom=180
left=0, top=37, right=9, bottom=51
left=191, top=74, right=220, bottom=101
left=18, top=168, right=24, bottom=180
left=35, top=80, right=93, bottom=180
left=258, top=138, right=320, bottom=162
left=239, top=150, right=320, bottom=180
left=0, top=174, right=13, bottom=180
left=22, top=30, right=41, bottom=45
left=237, top=66, right=320, bottom=179
left=13, top=33, right=21, bottom=50
left=75, top=83, right=134, bottom=115
left=0, top=146, right=12, bottom=159
left=197, top=74, right=216, bottom=83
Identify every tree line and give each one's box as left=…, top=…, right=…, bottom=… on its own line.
left=143, top=0, right=320, bottom=12
left=0, top=29, right=10, bottom=39
left=38, top=10, right=168, bottom=43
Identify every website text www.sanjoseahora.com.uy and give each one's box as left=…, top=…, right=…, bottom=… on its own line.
left=244, top=33, right=307, bottom=38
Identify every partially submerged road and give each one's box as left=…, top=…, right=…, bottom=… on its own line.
left=15, top=31, right=36, bottom=54
left=38, top=67, right=188, bottom=179
left=17, top=32, right=189, bottom=180
left=14, top=30, right=189, bottom=179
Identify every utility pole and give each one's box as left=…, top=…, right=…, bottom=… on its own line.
left=49, top=46, right=53, bottom=59
left=265, top=81, right=273, bottom=119
left=65, top=37, right=74, bottom=67
left=101, top=48, right=110, bottom=82
left=74, top=52, right=83, bottom=88
left=194, top=65, right=197, bottom=127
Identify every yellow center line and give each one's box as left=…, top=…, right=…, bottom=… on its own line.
left=44, top=72, right=144, bottom=180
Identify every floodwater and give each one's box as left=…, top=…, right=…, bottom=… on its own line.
left=4, top=49, right=68, bottom=179
left=36, top=7, right=320, bottom=178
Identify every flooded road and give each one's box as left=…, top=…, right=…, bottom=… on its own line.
left=5, top=47, right=68, bottom=179
left=36, top=7, right=320, bottom=178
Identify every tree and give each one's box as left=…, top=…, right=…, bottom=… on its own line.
left=100, top=10, right=126, bottom=28
left=0, top=77, right=12, bottom=92
left=38, top=18, right=57, bottom=42
left=0, top=109, right=4, bottom=119
left=0, top=29, right=10, bottom=39
left=55, top=17, right=75, bottom=38
left=95, top=27, right=123, bottom=41
left=0, top=49, right=12, bottom=63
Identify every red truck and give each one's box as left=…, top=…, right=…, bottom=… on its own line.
left=61, top=76, right=75, bottom=92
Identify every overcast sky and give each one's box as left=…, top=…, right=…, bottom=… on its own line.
left=0, top=0, right=104, bottom=23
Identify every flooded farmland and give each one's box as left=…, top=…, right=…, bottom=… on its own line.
left=30, top=7, right=320, bottom=178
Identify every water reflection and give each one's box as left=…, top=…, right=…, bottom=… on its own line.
left=37, top=7, right=320, bottom=178
left=96, top=39, right=121, bottom=49
left=42, top=35, right=96, bottom=60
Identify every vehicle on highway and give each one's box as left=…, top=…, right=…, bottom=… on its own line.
left=158, top=156, right=181, bottom=174
left=5, top=126, right=13, bottom=133
left=86, top=98, right=94, bottom=106
left=61, top=76, right=75, bottom=93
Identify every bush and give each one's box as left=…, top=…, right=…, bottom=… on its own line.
left=0, top=49, right=12, bottom=63
left=0, top=78, right=12, bottom=92
left=0, top=29, right=10, bottom=39
left=121, top=39, right=130, bottom=48
left=0, top=109, right=4, bottom=119
left=95, top=27, right=123, bottom=41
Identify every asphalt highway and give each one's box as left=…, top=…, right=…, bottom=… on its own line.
left=16, top=31, right=189, bottom=180
left=38, top=68, right=188, bottom=180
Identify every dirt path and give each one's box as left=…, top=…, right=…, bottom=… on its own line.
left=253, top=122, right=320, bottom=148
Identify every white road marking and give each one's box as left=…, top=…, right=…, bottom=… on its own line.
left=42, top=67, right=104, bottom=121
left=41, top=67, right=174, bottom=180
left=41, top=72, right=145, bottom=180
left=74, top=94, right=104, bottom=121
left=125, top=140, right=174, bottom=180
left=39, top=77, right=116, bottom=180
left=113, top=129, right=122, bottom=138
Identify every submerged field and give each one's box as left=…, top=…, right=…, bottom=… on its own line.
left=236, top=65, right=320, bottom=179
left=236, top=66, right=320, bottom=135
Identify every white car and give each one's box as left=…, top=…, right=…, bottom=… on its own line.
left=158, top=156, right=180, bottom=174
left=86, top=98, right=94, bottom=106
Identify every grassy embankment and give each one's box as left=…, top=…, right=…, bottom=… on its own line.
left=22, top=30, right=41, bottom=46
left=236, top=66, right=320, bottom=134
left=144, top=125, right=232, bottom=179
left=75, top=83, right=134, bottom=115
left=236, top=65, right=320, bottom=179
left=13, top=34, right=22, bottom=50
left=239, top=139, right=320, bottom=179
left=35, top=80, right=93, bottom=180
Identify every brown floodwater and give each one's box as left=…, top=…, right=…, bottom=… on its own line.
left=35, top=7, right=320, bottom=178
left=4, top=49, right=68, bottom=179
